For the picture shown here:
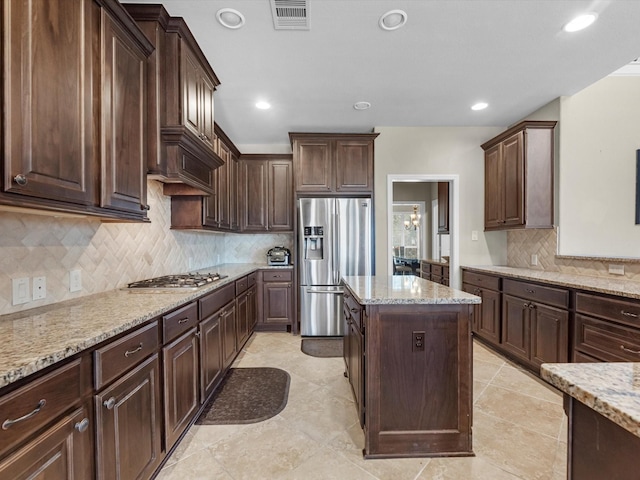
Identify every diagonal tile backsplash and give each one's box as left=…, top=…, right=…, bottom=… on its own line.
left=0, top=181, right=292, bottom=316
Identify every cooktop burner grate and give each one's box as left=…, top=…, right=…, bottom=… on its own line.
left=127, top=273, right=227, bottom=290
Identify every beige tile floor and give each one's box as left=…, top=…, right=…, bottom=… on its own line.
left=157, top=333, right=567, bottom=480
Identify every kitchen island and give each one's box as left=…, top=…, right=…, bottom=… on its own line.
left=342, top=275, right=480, bottom=458
left=541, top=362, right=640, bottom=480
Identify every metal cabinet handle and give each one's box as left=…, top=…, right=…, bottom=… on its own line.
left=621, top=310, right=639, bottom=318
left=195, top=331, right=201, bottom=338
left=124, top=343, right=143, bottom=357
left=526, top=289, right=535, bottom=293
left=523, top=302, right=529, bottom=308
left=528, top=303, right=536, bottom=309
left=351, top=308, right=359, bottom=313
left=2, top=399, right=46, bottom=430
left=75, top=418, right=90, bottom=433
left=620, top=345, right=640, bottom=355
left=104, top=397, right=116, bottom=410
left=13, top=174, right=28, bottom=186
left=177, top=318, right=190, bottom=324
left=140, top=204, right=150, bottom=211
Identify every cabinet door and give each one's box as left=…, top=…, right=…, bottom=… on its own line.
left=183, top=46, right=202, bottom=139
left=263, top=282, right=292, bottom=325
left=230, top=155, right=239, bottom=230
left=163, top=329, right=199, bottom=449
left=502, top=131, right=525, bottom=227
left=501, top=294, right=530, bottom=362
left=342, top=303, right=351, bottom=373
left=221, top=304, right=238, bottom=369
left=268, top=160, right=293, bottom=231
left=478, top=288, right=501, bottom=345
left=236, top=292, right=250, bottom=350
left=100, top=8, right=149, bottom=216
left=335, top=139, right=373, bottom=193
left=200, top=73, right=216, bottom=149
left=0, top=406, right=92, bottom=480
left=4, top=0, right=95, bottom=205
left=217, top=145, right=231, bottom=229
left=203, top=169, right=219, bottom=228
left=484, top=143, right=502, bottom=228
left=530, top=303, right=569, bottom=368
left=248, top=285, right=258, bottom=330
left=348, top=321, right=364, bottom=427
left=437, top=182, right=450, bottom=233
left=95, top=354, right=162, bottom=480
left=199, top=313, right=223, bottom=403
left=241, top=160, right=269, bottom=231
left=294, top=140, right=332, bottom=192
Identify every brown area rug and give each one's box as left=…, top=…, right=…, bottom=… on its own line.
left=196, top=367, right=290, bottom=425
left=301, top=337, right=343, bottom=358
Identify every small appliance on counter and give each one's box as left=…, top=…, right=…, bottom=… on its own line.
left=267, top=246, right=291, bottom=266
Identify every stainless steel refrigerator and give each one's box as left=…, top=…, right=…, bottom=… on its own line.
left=299, top=197, right=373, bottom=336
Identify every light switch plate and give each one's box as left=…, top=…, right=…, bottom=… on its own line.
left=471, top=231, right=478, bottom=241
left=608, top=264, right=625, bottom=276
left=530, top=254, right=538, bottom=266
left=70, top=270, right=82, bottom=293
left=12, top=278, right=30, bottom=305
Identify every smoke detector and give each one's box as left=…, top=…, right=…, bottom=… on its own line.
left=270, top=0, right=309, bottom=30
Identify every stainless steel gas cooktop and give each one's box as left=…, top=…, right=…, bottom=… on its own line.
left=127, top=272, right=227, bottom=291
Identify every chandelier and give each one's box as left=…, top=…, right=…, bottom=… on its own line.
left=404, top=205, right=420, bottom=230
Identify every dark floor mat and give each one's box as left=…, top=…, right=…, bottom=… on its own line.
left=301, top=337, right=343, bottom=358
left=196, top=367, right=290, bottom=425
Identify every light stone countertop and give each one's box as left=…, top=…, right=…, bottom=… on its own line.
left=0, top=263, right=292, bottom=390
left=462, top=265, right=640, bottom=300
left=541, top=362, right=640, bottom=438
left=342, top=275, right=481, bottom=305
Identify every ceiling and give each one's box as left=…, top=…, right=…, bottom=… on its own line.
left=122, top=0, right=640, bottom=149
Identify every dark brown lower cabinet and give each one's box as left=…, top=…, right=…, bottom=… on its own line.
left=163, top=329, right=200, bottom=449
left=565, top=396, right=640, bottom=480
left=348, top=317, right=364, bottom=428
left=248, top=284, right=258, bottom=331
left=502, top=294, right=568, bottom=370
left=199, top=313, right=223, bottom=403
left=236, top=290, right=250, bottom=349
left=463, top=283, right=501, bottom=344
left=0, top=406, right=92, bottom=479
left=257, top=270, right=293, bottom=331
left=95, top=354, right=162, bottom=480
left=221, top=303, right=238, bottom=369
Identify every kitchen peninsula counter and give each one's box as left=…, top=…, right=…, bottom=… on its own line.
left=341, top=275, right=479, bottom=458
left=0, top=263, right=291, bottom=389
left=541, top=362, right=640, bottom=479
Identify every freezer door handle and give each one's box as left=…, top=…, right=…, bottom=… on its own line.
left=306, top=288, right=344, bottom=295
left=334, top=210, right=340, bottom=284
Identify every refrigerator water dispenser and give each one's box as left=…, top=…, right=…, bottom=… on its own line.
left=303, top=226, right=324, bottom=260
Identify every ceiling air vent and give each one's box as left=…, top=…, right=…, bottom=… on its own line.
left=270, top=0, right=309, bottom=30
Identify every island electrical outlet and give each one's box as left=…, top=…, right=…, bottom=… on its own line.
left=413, top=331, right=425, bottom=352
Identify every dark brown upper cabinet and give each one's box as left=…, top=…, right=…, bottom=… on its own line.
left=2, top=0, right=153, bottom=221
left=481, top=121, right=556, bottom=231
left=437, top=182, right=450, bottom=234
left=289, top=133, right=379, bottom=195
left=124, top=4, right=222, bottom=196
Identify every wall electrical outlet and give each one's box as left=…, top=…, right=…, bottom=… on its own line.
left=70, top=270, right=82, bottom=293
left=530, top=254, right=538, bottom=266
left=471, top=231, right=479, bottom=241
left=12, top=278, right=30, bottom=305
left=33, top=276, right=46, bottom=300
left=608, top=264, right=625, bottom=276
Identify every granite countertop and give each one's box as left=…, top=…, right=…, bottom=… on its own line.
left=0, top=263, right=291, bottom=390
left=541, top=362, right=640, bottom=438
left=463, top=265, right=640, bottom=301
left=342, top=275, right=481, bottom=305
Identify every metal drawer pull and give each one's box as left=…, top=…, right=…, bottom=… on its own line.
left=177, top=317, right=190, bottom=324
left=2, top=399, right=46, bottom=430
left=526, top=289, right=535, bottom=293
left=351, top=308, right=359, bottom=313
left=195, top=331, right=201, bottom=338
left=523, top=302, right=529, bottom=308
left=124, top=343, right=143, bottom=357
left=104, top=397, right=116, bottom=410
left=620, top=345, right=640, bottom=355
left=14, top=174, right=28, bottom=186
left=75, top=418, right=89, bottom=433
left=621, top=310, right=639, bottom=318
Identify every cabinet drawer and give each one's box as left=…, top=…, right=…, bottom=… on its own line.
left=503, top=278, right=568, bottom=309
left=420, top=261, right=430, bottom=274
left=461, top=270, right=500, bottom=291
left=575, top=314, right=640, bottom=362
left=235, top=276, right=248, bottom=295
left=431, top=265, right=443, bottom=276
left=263, top=270, right=292, bottom=282
left=344, top=290, right=362, bottom=330
left=0, top=358, right=84, bottom=456
left=95, top=321, right=159, bottom=390
left=199, top=283, right=235, bottom=319
left=163, top=303, right=198, bottom=343
left=443, top=266, right=450, bottom=279
left=247, top=272, right=257, bottom=287
left=576, top=292, right=640, bottom=329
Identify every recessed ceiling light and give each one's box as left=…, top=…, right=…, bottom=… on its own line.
left=471, top=102, right=489, bottom=111
left=216, top=8, right=245, bottom=29
left=256, top=101, right=271, bottom=110
left=379, top=10, right=407, bottom=31
left=353, top=101, right=371, bottom=110
left=563, top=13, right=597, bottom=33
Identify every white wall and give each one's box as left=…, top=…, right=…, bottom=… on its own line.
left=374, top=126, right=507, bottom=279
left=556, top=76, right=640, bottom=258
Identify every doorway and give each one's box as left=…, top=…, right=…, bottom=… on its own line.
left=387, top=174, right=459, bottom=288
